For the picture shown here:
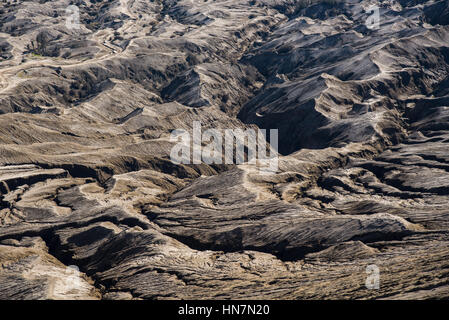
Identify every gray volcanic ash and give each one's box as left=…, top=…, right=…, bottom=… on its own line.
left=1, top=0, right=449, bottom=300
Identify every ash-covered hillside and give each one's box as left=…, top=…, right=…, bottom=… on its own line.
left=1, top=0, right=449, bottom=299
